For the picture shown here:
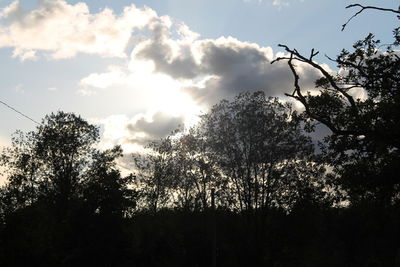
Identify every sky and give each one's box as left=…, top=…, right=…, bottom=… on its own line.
left=0, top=0, right=398, bottom=179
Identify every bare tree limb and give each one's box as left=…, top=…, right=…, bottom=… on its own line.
left=272, top=45, right=368, bottom=136
left=342, top=4, right=400, bottom=31
left=282, top=53, right=361, bottom=136
left=274, top=44, right=357, bottom=111
left=271, top=4, right=400, bottom=147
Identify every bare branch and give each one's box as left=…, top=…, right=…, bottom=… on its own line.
left=284, top=56, right=343, bottom=135
left=310, top=49, right=319, bottom=61
left=275, top=44, right=357, bottom=111
left=342, top=4, right=400, bottom=31
left=272, top=44, right=366, bottom=136
left=270, top=57, right=291, bottom=64
left=287, top=53, right=301, bottom=97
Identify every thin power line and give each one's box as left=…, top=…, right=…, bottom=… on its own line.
left=0, top=99, right=40, bottom=125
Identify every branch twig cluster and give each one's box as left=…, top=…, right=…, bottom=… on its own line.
left=342, top=4, right=400, bottom=31
left=270, top=3, right=400, bottom=142
left=271, top=44, right=359, bottom=136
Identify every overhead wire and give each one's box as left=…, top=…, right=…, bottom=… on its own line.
left=0, top=99, right=40, bottom=125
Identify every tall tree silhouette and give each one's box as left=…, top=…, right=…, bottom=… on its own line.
left=0, top=112, right=98, bottom=214
left=273, top=3, right=400, bottom=204
left=0, top=111, right=136, bottom=217
left=0, top=111, right=136, bottom=266
left=134, top=92, right=326, bottom=212
left=133, top=137, right=176, bottom=212
left=199, top=91, right=326, bottom=211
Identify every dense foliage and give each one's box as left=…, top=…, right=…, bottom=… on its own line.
left=274, top=4, right=400, bottom=205
left=0, top=112, right=136, bottom=266
left=134, top=92, right=327, bottom=213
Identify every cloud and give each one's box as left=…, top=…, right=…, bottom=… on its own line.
left=127, top=112, right=184, bottom=141
left=15, top=83, right=24, bottom=93
left=92, top=112, right=185, bottom=153
left=129, top=32, right=324, bottom=106
left=77, top=88, right=96, bottom=96
left=0, top=1, right=332, bottom=162
left=80, top=13, right=325, bottom=107
left=272, top=0, right=290, bottom=7
left=80, top=65, right=128, bottom=89
left=1, top=0, right=325, bottom=108
left=0, top=0, right=158, bottom=59
left=243, top=0, right=263, bottom=3
left=91, top=111, right=185, bottom=175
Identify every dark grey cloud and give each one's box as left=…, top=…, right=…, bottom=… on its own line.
left=126, top=112, right=185, bottom=145
left=131, top=35, right=325, bottom=106
left=135, top=40, right=198, bottom=79
left=133, top=21, right=199, bottom=79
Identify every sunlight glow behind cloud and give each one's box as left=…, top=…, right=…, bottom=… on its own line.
left=0, top=0, right=330, bottom=166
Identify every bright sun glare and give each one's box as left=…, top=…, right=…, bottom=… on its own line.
left=129, top=60, right=204, bottom=128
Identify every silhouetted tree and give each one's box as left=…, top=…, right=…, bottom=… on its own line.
left=273, top=3, right=400, bottom=204
left=0, top=111, right=135, bottom=215
left=133, top=137, right=176, bottom=212
left=81, top=146, right=137, bottom=217
left=163, top=130, right=223, bottom=210
left=2, top=4, right=400, bottom=267
left=0, top=112, right=98, bottom=214
left=134, top=131, right=222, bottom=211
left=0, top=111, right=136, bottom=266
left=135, top=92, right=326, bottom=212
left=199, top=91, right=327, bottom=211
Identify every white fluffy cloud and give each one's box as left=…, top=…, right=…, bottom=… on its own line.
left=0, top=0, right=158, bottom=59
left=80, top=65, right=128, bottom=89
left=272, top=0, right=290, bottom=7
left=0, top=0, right=323, bottom=107
left=0, top=0, right=330, bottom=159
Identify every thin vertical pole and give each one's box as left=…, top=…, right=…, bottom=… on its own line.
left=211, top=188, right=216, bottom=267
